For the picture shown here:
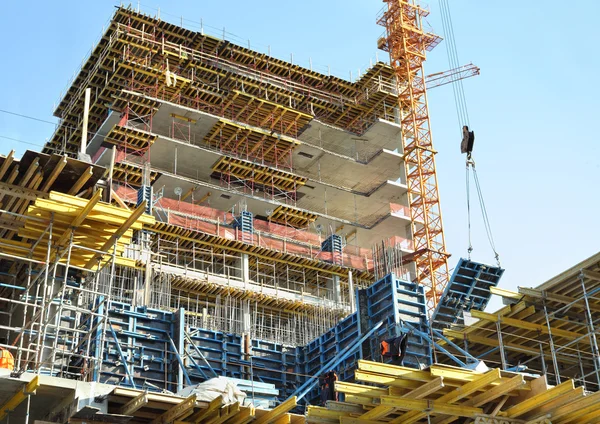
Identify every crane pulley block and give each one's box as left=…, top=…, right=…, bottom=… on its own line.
left=461, top=125, right=475, bottom=155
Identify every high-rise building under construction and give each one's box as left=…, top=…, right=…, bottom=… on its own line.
left=2, top=4, right=600, bottom=424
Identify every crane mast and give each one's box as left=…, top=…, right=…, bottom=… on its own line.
left=377, top=0, right=449, bottom=311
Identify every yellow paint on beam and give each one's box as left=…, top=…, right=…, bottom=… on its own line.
left=470, top=310, right=585, bottom=340
left=504, top=380, right=574, bottom=418
left=379, top=395, right=482, bottom=418
left=150, top=394, right=196, bottom=424
left=0, top=376, right=40, bottom=421
left=68, top=166, right=93, bottom=195
left=85, top=201, right=148, bottom=269
left=253, top=396, right=296, bottom=424
left=41, top=155, right=67, bottom=192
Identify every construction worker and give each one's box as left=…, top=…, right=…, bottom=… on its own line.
left=0, top=339, right=15, bottom=371
left=66, top=349, right=87, bottom=380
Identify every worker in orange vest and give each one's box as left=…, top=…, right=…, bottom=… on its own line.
left=0, top=342, right=15, bottom=371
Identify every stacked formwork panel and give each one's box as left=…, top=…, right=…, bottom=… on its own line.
left=92, top=302, right=179, bottom=392
left=362, top=273, right=431, bottom=369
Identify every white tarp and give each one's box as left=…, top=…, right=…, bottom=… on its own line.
left=177, top=377, right=247, bottom=405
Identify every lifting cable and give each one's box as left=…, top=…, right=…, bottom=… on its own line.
left=438, top=0, right=500, bottom=266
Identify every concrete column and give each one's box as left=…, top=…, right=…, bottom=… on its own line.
left=330, top=275, right=342, bottom=305
left=242, top=301, right=251, bottom=334
left=240, top=253, right=250, bottom=283
left=79, top=88, right=92, bottom=162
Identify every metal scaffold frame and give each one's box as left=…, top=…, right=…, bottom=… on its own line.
left=439, top=255, right=600, bottom=394
left=0, top=192, right=153, bottom=381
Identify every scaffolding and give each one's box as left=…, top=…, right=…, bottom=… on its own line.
left=0, top=188, right=153, bottom=380
left=45, top=7, right=400, bottom=157
left=439, top=252, right=600, bottom=392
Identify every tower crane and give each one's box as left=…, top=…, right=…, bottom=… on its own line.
left=377, top=0, right=449, bottom=312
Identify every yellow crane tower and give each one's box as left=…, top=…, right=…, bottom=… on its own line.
left=377, top=0, right=449, bottom=312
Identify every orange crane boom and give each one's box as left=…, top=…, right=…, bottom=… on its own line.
left=378, top=0, right=449, bottom=312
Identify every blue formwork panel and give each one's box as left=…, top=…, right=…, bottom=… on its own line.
left=93, top=302, right=177, bottom=392
left=364, top=274, right=431, bottom=368
left=250, top=339, right=303, bottom=401
left=186, top=327, right=243, bottom=379
left=432, top=258, right=504, bottom=330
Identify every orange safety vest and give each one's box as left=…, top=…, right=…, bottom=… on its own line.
left=0, top=348, right=14, bottom=371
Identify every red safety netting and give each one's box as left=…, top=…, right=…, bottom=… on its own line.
left=113, top=185, right=387, bottom=271
left=390, top=202, right=411, bottom=219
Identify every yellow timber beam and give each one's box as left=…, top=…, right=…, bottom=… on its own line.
left=186, top=396, right=222, bottom=423
left=357, top=377, right=445, bottom=421
left=489, top=286, right=522, bottom=300
left=504, top=380, right=575, bottom=418
left=357, top=360, right=432, bottom=382
left=55, top=188, right=103, bottom=248
left=0, top=376, right=40, bottom=421
left=226, top=405, right=255, bottom=424
left=150, top=394, right=196, bottom=424
left=84, top=201, right=147, bottom=269
left=41, top=155, right=67, bottom=192
left=390, top=369, right=503, bottom=424
left=518, top=287, right=600, bottom=314
left=68, top=166, right=93, bottom=195
left=379, top=395, right=482, bottom=418
left=470, top=310, right=585, bottom=340
left=253, top=396, right=296, bottom=424
left=118, top=392, right=148, bottom=415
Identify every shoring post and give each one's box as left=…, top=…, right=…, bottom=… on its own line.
left=576, top=342, right=587, bottom=391
left=542, top=300, right=561, bottom=384
left=538, top=331, right=547, bottom=376
left=81, top=88, right=91, bottom=156
left=34, top=215, right=53, bottom=371
left=496, top=319, right=507, bottom=370
left=50, top=234, right=74, bottom=376
left=580, top=271, right=600, bottom=389
left=16, top=263, right=33, bottom=368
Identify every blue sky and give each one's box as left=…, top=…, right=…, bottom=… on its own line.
left=1, top=1, right=598, bottom=311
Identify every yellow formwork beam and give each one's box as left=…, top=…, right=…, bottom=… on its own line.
left=45, top=192, right=155, bottom=226
left=306, top=406, right=352, bottom=421
left=0, top=376, right=40, bottom=421
left=226, top=405, right=255, bottom=424
left=118, top=392, right=148, bottom=415
left=186, top=396, right=221, bottom=423
left=253, top=396, right=296, bottom=424
left=465, top=374, right=526, bottom=407
left=55, top=188, right=103, bottom=247
left=551, top=390, right=600, bottom=423
left=357, top=377, right=445, bottom=421
left=379, top=395, right=482, bottom=418
left=357, top=360, right=432, bottom=382
left=504, top=380, right=575, bottom=418
left=390, top=369, right=502, bottom=424
left=335, top=382, right=389, bottom=398
left=85, top=201, right=148, bottom=269
left=470, top=310, right=585, bottom=340
left=150, top=394, right=196, bottom=424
